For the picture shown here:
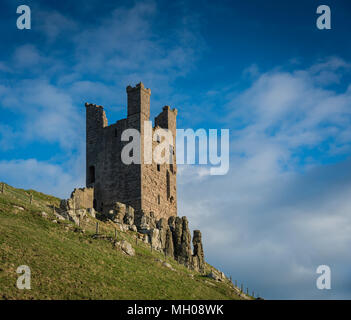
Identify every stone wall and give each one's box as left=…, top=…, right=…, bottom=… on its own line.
left=70, top=187, right=94, bottom=209
left=85, top=82, right=177, bottom=220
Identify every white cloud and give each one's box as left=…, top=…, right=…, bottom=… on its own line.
left=0, top=158, right=84, bottom=198
left=178, top=59, right=351, bottom=299
left=0, top=79, right=83, bottom=151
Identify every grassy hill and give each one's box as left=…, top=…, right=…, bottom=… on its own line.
left=0, top=183, right=247, bottom=300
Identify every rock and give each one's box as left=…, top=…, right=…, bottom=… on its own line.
left=165, top=228, right=174, bottom=258
left=142, top=234, right=149, bottom=244
left=76, top=209, right=87, bottom=218
left=157, top=218, right=169, bottom=252
left=54, top=212, right=66, bottom=221
left=41, top=211, right=48, bottom=218
left=157, top=218, right=168, bottom=230
left=162, top=261, right=175, bottom=271
left=179, top=217, right=192, bottom=267
left=168, top=216, right=176, bottom=232
left=123, top=206, right=134, bottom=226
left=13, top=205, right=24, bottom=211
left=129, top=224, right=137, bottom=232
left=149, top=228, right=162, bottom=251
left=208, top=271, right=220, bottom=281
left=117, top=240, right=135, bottom=256
left=52, top=220, right=58, bottom=224
left=172, top=217, right=183, bottom=258
left=65, top=210, right=79, bottom=224
left=87, top=208, right=96, bottom=218
left=137, top=211, right=156, bottom=233
left=205, top=280, right=216, bottom=287
left=113, top=202, right=126, bottom=223
left=192, top=230, right=205, bottom=273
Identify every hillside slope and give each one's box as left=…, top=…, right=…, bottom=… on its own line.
left=0, top=183, right=247, bottom=300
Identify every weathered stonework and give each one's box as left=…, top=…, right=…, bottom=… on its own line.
left=86, top=82, right=177, bottom=221
left=70, top=187, right=94, bottom=209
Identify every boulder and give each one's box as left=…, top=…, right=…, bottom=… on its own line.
left=87, top=208, right=96, bottom=218
left=137, top=211, right=156, bottom=233
left=13, top=205, right=24, bottom=211
left=117, top=240, right=135, bottom=256
left=162, top=261, right=175, bottom=271
left=123, top=206, right=134, bottom=226
left=54, top=212, right=66, bottom=221
left=129, top=224, right=138, bottom=232
left=208, top=271, right=220, bottom=281
left=112, top=202, right=126, bottom=224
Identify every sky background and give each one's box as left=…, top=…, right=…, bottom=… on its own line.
left=1, top=0, right=351, bottom=299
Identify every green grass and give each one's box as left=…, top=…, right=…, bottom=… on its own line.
left=0, top=182, right=243, bottom=300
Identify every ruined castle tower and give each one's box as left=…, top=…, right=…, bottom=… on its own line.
left=85, top=82, right=177, bottom=220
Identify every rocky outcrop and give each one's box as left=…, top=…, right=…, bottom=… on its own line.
left=60, top=189, right=206, bottom=272
left=111, top=202, right=126, bottom=224
left=123, top=206, right=134, bottom=226
left=165, top=228, right=174, bottom=258
left=172, top=217, right=183, bottom=258
left=192, top=230, right=205, bottom=273
left=137, top=211, right=157, bottom=233
left=178, top=217, right=192, bottom=267
left=149, top=228, right=162, bottom=251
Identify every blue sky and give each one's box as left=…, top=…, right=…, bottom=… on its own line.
left=1, top=0, right=351, bottom=299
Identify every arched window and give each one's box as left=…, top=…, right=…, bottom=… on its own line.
left=89, top=166, right=95, bottom=184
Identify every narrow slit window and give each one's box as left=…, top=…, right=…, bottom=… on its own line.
left=166, top=170, right=170, bottom=200
left=89, top=165, right=95, bottom=184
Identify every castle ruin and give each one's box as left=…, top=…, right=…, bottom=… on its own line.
left=58, top=82, right=206, bottom=273
left=85, top=82, right=177, bottom=221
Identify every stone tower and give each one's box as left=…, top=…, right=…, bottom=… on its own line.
left=85, top=82, right=177, bottom=220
